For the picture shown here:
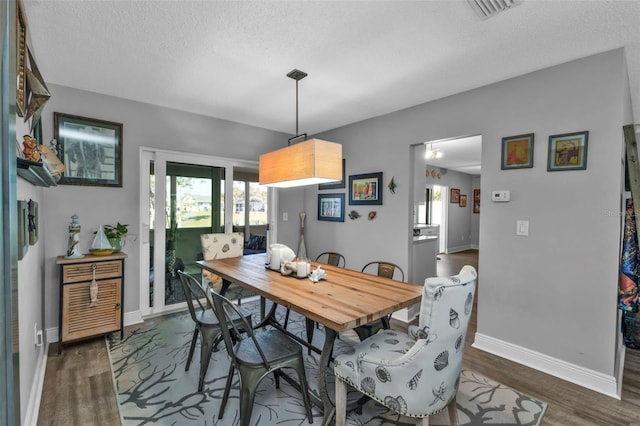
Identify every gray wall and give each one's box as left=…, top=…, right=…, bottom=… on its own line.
left=38, top=84, right=288, bottom=331
left=279, top=49, right=631, bottom=385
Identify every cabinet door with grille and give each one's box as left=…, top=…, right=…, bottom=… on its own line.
left=62, top=279, right=122, bottom=341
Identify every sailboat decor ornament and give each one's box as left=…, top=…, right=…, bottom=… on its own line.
left=90, top=225, right=114, bottom=256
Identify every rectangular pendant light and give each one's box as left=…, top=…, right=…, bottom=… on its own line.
left=259, top=138, right=342, bottom=188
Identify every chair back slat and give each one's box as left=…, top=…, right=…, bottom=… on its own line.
left=177, top=271, right=209, bottom=323
left=316, top=251, right=346, bottom=268
left=208, top=289, right=272, bottom=370
left=362, top=261, right=405, bottom=282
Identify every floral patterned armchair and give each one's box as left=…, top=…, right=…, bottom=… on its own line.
left=334, top=265, right=477, bottom=425
left=200, top=232, right=255, bottom=301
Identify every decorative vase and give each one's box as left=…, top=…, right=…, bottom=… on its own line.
left=298, top=212, right=307, bottom=259
left=109, top=237, right=122, bottom=253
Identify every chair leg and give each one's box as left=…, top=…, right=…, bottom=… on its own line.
left=305, top=318, right=315, bottom=355
left=417, top=416, right=430, bottom=426
left=283, top=308, right=291, bottom=329
left=447, top=394, right=459, bottom=426
left=238, top=368, right=262, bottom=426
left=185, top=328, right=199, bottom=371
left=197, top=328, right=219, bottom=392
left=294, top=359, right=314, bottom=424
left=335, top=376, right=347, bottom=426
left=219, top=364, right=235, bottom=419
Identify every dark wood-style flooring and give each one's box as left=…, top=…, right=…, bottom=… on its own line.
left=37, top=250, right=640, bottom=425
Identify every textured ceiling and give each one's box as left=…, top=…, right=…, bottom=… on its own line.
left=22, top=0, right=640, bottom=161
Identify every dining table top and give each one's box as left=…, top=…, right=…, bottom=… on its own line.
left=196, top=253, right=423, bottom=333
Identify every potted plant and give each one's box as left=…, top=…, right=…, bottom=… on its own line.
left=103, top=222, right=128, bottom=253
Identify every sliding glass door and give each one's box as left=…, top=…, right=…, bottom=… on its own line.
left=140, top=150, right=233, bottom=315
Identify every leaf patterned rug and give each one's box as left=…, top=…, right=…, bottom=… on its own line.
left=108, top=299, right=547, bottom=425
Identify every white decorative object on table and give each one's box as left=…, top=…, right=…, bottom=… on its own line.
left=65, top=214, right=84, bottom=259
left=309, top=266, right=326, bottom=282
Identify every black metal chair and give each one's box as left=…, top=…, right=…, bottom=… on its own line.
left=353, top=261, right=405, bottom=341
left=177, top=271, right=252, bottom=392
left=315, top=251, right=346, bottom=268
left=208, top=288, right=314, bottom=426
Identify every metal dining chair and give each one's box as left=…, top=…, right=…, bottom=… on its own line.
left=208, top=288, right=314, bottom=426
left=353, top=261, right=405, bottom=341
left=177, top=270, right=252, bottom=392
left=283, top=251, right=347, bottom=353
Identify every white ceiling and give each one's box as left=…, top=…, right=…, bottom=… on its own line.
left=22, top=0, right=640, bottom=169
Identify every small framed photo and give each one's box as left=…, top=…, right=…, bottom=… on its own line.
left=349, top=172, right=383, bottom=205
left=473, top=189, right=480, bottom=214
left=547, top=131, right=588, bottom=171
left=450, top=188, right=460, bottom=203
left=501, top=133, right=534, bottom=170
left=459, top=194, right=467, bottom=207
left=54, top=112, right=123, bottom=187
left=319, top=158, right=346, bottom=190
left=318, top=193, right=345, bottom=222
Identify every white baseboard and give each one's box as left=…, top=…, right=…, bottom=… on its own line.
left=45, top=310, right=143, bottom=343
left=23, top=342, right=49, bottom=426
left=473, top=333, right=620, bottom=399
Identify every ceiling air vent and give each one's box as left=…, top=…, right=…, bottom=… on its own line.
left=467, top=0, right=523, bottom=19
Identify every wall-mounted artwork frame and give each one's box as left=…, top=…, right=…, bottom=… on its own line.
left=318, top=193, right=345, bottom=222
left=473, top=189, right=480, bottom=214
left=17, top=201, right=28, bottom=260
left=15, top=0, right=27, bottom=117
left=501, top=133, right=534, bottom=170
left=319, top=158, right=346, bottom=190
left=28, top=199, right=38, bottom=245
left=349, top=172, right=382, bottom=205
left=459, top=194, right=467, bottom=207
left=54, top=112, right=123, bottom=187
left=450, top=188, right=460, bottom=203
left=547, top=131, right=588, bottom=171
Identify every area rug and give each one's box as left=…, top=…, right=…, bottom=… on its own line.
left=108, top=299, right=547, bottom=425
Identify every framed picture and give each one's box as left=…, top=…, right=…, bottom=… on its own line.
left=349, top=172, right=383, bottom=205
left=17, top=201, right=28, bottom=260
left=28, top=199, right=38, bottom=245
left=459, top=194, right=467, bottom=207
left=473, top=189, right=480, bottom=214
left=547, top=131, right=589, bottom=171
left=450, top=188, right=460, bottom=203
left=501, top=133, right=534, bottom=170
left=318, top=193, right=345, bottom=222
left=15, top=0, right=27, bottom=117
left=319, top=158, right=346, bottom=190
left=54, top=112, right=123, bottom=187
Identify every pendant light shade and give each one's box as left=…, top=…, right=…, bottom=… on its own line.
left=259, top=138, right=342, bottom=188
left=259, top=69, right=343, bottom=188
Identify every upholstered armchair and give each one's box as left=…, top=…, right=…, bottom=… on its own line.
left=200, top=232, right=255, bottom=301
left=334, top=265, right=477, bottom=425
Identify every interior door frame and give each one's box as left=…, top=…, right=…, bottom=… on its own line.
left=138, top=147, right=269, bottom=317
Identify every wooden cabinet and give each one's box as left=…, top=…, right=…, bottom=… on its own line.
left=56, top=252, right=127, bottom=353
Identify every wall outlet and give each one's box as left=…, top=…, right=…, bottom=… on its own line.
left=283, top=212, right=288, bottom=221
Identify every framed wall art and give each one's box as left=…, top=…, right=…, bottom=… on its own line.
left=319, top=158, right=346, bottom=190
left=318, top=193, right=345, bottom=222
left=547, top=131, right=588, bottom=171
left=501, top=133, right=534, bottom=170
left=28, top=199, right=38, bottom=245
left=54, top=112, right=123, bottom=187
left=15, top=0, right=27, bottom=117
left=450, top=188, right=460, bottom=203
left=349, top=172, right=383, bottom=205
left=459, top=194, right=467, bottom=207
left=473, top=189, right=480, bottom=214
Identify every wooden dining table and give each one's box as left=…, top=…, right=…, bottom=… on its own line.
left=196, top=253, right=423, bottom=425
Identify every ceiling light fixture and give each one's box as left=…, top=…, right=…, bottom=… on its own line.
left=425, top=143, right=443, bottom=160
left=259, top=69, right=342, bottom=188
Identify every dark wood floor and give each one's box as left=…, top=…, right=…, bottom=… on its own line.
left=37, top=249, right=640, bottom=425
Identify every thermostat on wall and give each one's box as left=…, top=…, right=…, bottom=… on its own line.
left=491, top=190, right=510, bottom=202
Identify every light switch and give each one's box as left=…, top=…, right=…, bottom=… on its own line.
left=283, top=212, right=288, bottom=221
left=516, top=220, right=529, bottom=236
